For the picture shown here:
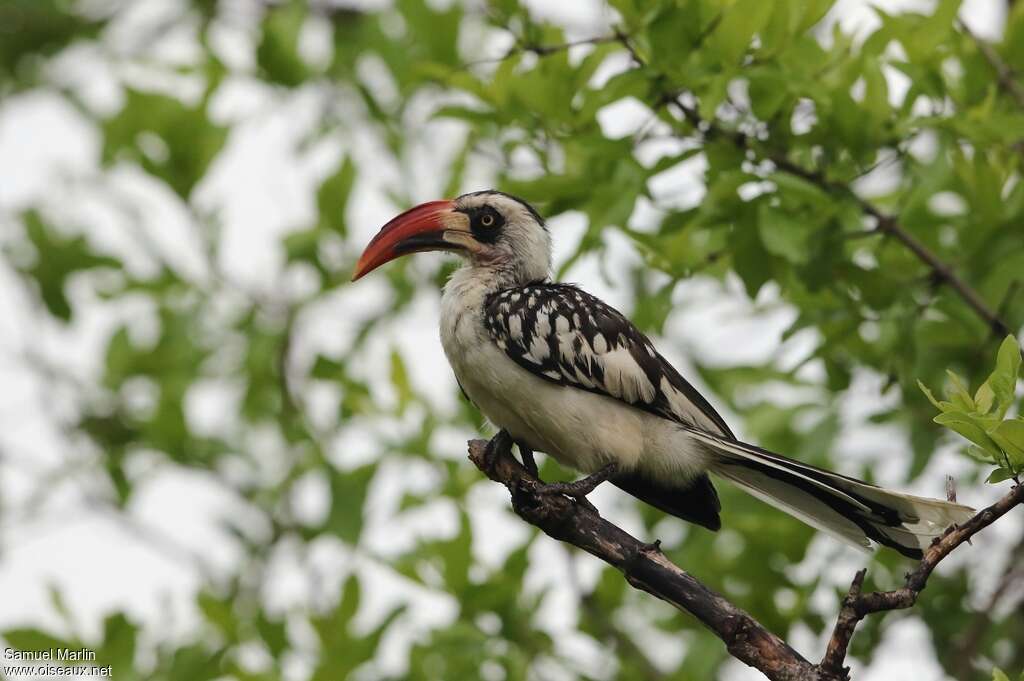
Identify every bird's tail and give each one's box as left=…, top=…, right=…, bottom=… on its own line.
left=687, top=429, right=976, bottom=558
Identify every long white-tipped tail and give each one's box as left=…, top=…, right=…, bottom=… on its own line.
left=685, top=428, right=976, bottom=558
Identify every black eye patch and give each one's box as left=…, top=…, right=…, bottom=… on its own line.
left=466, top=205, right=505, bottom=243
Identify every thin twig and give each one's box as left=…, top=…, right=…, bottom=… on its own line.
left=665, top=95, right=1014, bottom=337
left=463, top=33, right=620, bottom=67
left=864, top=209, right=1012, bottom=337
left=959, top=20, right=1024, bottom=110
left=819, top=482, right=1024, bottom=679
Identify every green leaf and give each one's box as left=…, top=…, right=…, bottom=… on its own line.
left=391, top=349, right=414, bottom=412
left=993, top=668, right=1010, bottom=681
left=432, top=105, right=495, bottom=125
left=964, top=445, right=998, bottom=464
left=102, top=89, right=227, bottom=199
left=283, top=227, right=323, bottom=268
left=918, top=380, right=947, bottom=411
left=325, top=464, right=376, bottom=544
left=95, top=613, right=137, bottom=679
left=311, top=355, right=344, bottom=380
left=797, top=0, right=836, bottom=32
left=15, top=212, right=119, bottom=321
left=0, top=0, right=103, bottom=86
left=335, top=574, right=360, bottom=632
left=397, top=0, right=462, bottom=69
left=47, top=584, right=74, bottom=627
left=748, top=67, right=791, bottom=120
left=198, top=591, right=237, bottom=640
left=256, top=0, right=309, bottom=86
left=933, top=411, right=1001, bottom=455
left=770, top=172, right=833, bottom=211
left=709, top=0, right=775, bottom=64
left=986, top=467, right=1015, bottom=484
left=165, top=644, right=224, bottom=681
left=988, top=335, right=1021, bottom=415
left=435, top=512, right=473, bottom=594
left=256, top=613, right=288, bottom=658
left=731, top=206, right=773, bottom=298
left=944, top=370, right=976, bottom=412
left=974, top=381, right=995, bottom=414
left=317, top=156, right=356, bottom=235
left=989, top=419, right=1024, bottom=469
left=861, top=56, right=891, bottom=122
left=758, top=204, right=813, bottom=263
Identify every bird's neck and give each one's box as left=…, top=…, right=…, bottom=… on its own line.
left=439, top=265, right=512, bottom=355
left=441, top=263, right=539, bottom=343
left=446, top=262, right=542, bottom=300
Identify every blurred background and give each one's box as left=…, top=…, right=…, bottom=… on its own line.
left=0, top=0, right=1022, bottom=679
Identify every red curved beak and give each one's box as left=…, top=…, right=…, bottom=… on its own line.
left=351, top=200, right=461, bottom=281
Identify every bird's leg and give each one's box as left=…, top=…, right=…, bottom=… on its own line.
left=517, top=441, right=539, bottom=478
left=535, top=463, right=618, bottom=512
left=484, top=429, right=514, bottom=473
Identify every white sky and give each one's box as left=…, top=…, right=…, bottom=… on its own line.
left=0, top=1, right=1019, bottom=680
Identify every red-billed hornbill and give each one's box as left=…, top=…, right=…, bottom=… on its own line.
left=352, top=190, right=974, bottom=558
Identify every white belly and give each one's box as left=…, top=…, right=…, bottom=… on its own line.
left=439, top=268, right=711, bottom=483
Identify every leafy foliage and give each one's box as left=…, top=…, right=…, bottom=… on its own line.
left=921, top=335, right=1024, bottom=483
left=102, top=88, right=227, bottom=199
left=992, top=668, right=1024, bottom=681
left=1, top=0, right=1022, bottom=680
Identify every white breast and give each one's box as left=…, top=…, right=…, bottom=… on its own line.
left=439, top=267, right=711, bottom=483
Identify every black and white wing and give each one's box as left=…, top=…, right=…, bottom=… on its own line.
left=483, top=282, right=733, bottom=439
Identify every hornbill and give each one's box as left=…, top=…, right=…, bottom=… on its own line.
left=352, top=190, right=974, bottom=558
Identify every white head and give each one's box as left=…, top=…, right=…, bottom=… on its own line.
left=351, top=190, right=551, bottom=286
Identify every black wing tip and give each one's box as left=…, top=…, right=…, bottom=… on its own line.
left=880, top=539, right=924, bottom=560
left=613, top=472, right=722, bottom=532
left=700, top=513, right=723, bottom=532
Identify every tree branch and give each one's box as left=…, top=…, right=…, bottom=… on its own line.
left=861, top=209, right=1012, bottom=338
left=657, top=94, right=1014, bottom=338
left=468, top=434, right=1024, bottom=680
left=819, top=481, right=1024, bottom=679
left=467, top=436, right=818, bottom=681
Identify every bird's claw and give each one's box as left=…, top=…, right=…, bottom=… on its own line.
left=518, top=443, right=539, bottom=478
left=484, top=430, right=514, bottom=473
left=534, top=462, right=618, bottom=512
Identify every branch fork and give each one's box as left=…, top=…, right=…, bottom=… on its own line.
left=468, top=433, right=1024, bottom=680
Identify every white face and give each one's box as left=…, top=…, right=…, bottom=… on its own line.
left=452, top=191, right=552, bottom=284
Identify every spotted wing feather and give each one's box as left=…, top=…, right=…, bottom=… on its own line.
left=483, top=283, right=733, bottom=438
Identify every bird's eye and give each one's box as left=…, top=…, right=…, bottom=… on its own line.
left=480, top=214, right=495, bottom=227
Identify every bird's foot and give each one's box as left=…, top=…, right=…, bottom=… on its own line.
left=484, top=429, right=514, bottom=473
left=518, top=443, right=539, bottom=478
left=535, top=463, right=618, bottom=512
